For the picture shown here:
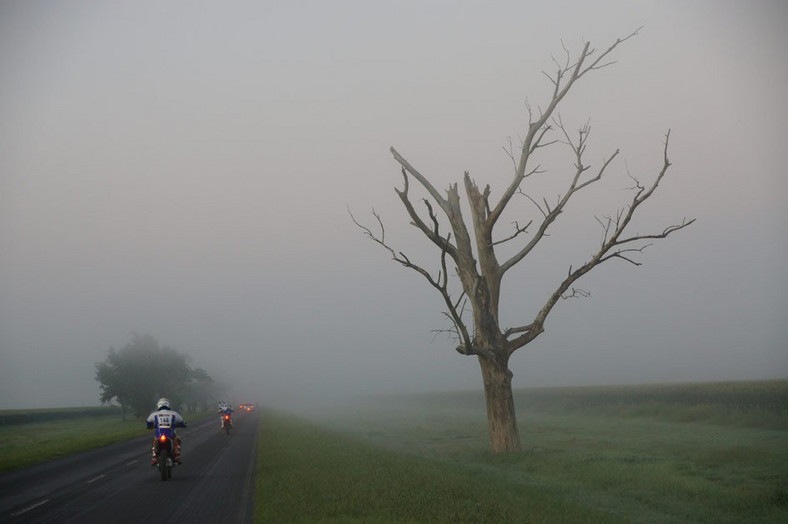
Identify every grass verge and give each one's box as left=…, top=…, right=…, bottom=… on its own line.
left=0, top=409, right=212, bottom=472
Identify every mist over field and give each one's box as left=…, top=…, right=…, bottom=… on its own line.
left=1, top=1, right=786, bottom=411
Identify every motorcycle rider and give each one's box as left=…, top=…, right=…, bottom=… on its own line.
left=217, top=401, right=234, bottom=429
left=146, top=397, right=186, bottom=466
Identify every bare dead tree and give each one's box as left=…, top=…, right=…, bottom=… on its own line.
left=351, top=29, right=694, bottom=453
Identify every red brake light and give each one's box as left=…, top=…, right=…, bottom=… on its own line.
left=159, top=435, right=167, bottom=442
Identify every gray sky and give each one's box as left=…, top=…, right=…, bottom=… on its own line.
left=1, top=0, right=786, bottom=410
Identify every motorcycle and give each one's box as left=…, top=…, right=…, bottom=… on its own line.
left=222, top=413, right=233, bottom=434
left=154, top=434, right=175, bottom=481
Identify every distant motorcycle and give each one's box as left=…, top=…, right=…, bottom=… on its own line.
left=154, top=434, right=176, bottom=481
left=222, top=413, right=233, bottom=434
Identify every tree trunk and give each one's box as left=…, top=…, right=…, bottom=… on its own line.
left=478, top=355, right=521, bottom=453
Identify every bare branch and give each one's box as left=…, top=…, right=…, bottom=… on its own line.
left=541, top=70, right=558, bottom=88
left=542, top=197, right=552, bottom=215
left=504, top=324, right=533, bottom=338
left=393, top=168, right=459, bottom=262
left=491, top=220, right=533, bottom=247
left=348, top=207, right=391, bottom=253
left=577, top=27, right=642, bottom=78
left=594, top=214, right=613, bottom=245
left=390, top=147, right=448, bottom=209
left=422, top=198, right=441, bottom=237
left=601, top=246, right=649, bottom=266
left=503, top=137, right=517, bottom=173
left=604, top=218, right=696, bottom=250
left=500, top=121, right=618, bottom=275
left=351, top=205, right=479, bottom=354
left=391, top=148, right=477, bottom=276
left=522, top=192, right=548, bottom=217
left=561, top=287, right=592, bottom=299
left=487, top=29, right=641, bottom=231
left=506, top=130, right=694, bottom=352
left=529, top=124, right=557, bottom=154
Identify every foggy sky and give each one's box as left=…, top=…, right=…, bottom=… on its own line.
left=1, top=0, right=786, bottom=410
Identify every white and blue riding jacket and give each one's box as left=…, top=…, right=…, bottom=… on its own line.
left=146, top=409, right=186, bottom=438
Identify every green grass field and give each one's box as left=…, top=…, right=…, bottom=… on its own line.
left=0, top=408, right=211, bottom=472
left=255, top=380, right=788, bottom=523
left=0, top=414, right=149, bottom=472
left=0, top=406, right=123, bottom=426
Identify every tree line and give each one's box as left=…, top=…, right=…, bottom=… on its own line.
left=95, top=334, right=220, bottom=419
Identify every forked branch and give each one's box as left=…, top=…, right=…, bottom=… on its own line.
left=349, top=207, right=478, bottom=355
left=500, top=119, right=619, bottom=275
left=488, top=27, right=641, bottom=230
left=505, top=131, right=694, bottom=352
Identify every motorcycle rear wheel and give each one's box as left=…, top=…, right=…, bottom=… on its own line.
left=159, top=449, right=169, bottom=481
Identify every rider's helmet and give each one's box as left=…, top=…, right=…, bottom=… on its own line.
left=157, top=398, right=171, bottom=410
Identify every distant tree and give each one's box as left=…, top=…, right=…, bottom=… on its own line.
left=183, top=367, right=215, bottom=413
left=95, top=334, right=194, bottom=418
left=352, top=29, right=694, bottom=453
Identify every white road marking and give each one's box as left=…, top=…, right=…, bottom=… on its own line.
left=10, top=499, right=50, bottom=516
left=86, top=474, right=105, bottom=484
left=125, top=460, right=138, bottom=466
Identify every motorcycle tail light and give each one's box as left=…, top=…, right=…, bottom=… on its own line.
left=159, top=435, right=167, bottom=442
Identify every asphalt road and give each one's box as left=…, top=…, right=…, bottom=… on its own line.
left=0, top=410, right=259, bottom=523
